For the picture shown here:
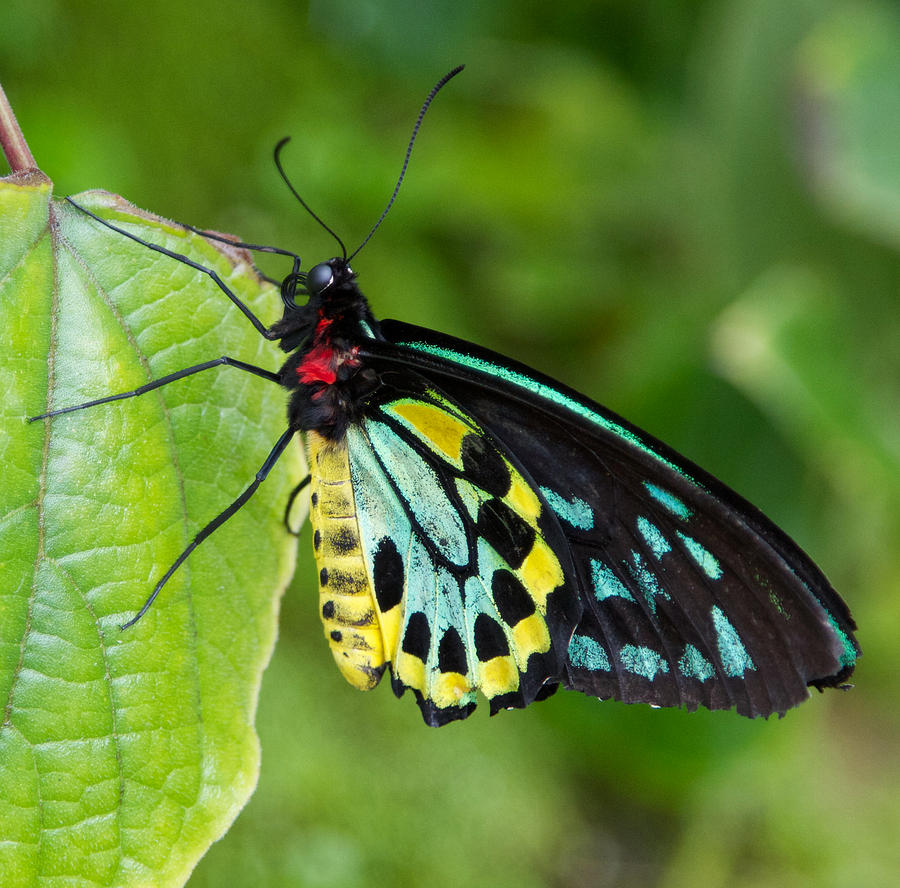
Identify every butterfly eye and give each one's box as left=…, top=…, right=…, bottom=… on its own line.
left=306, top=261, right=335, bottom=296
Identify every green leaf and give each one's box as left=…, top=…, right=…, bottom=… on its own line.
left=0, top=176, right=305, bottom=887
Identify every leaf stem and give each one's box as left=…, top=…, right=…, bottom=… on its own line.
left=0, top=82, right=37, bottom=173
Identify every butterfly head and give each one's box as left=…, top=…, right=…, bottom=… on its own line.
left=269, top=258, right=372, bottom=353
left=279, top=257, right=355, bottom=307
left=297, top=258, right=364, bottom=321
left=304, top=258, right=350, bottom=298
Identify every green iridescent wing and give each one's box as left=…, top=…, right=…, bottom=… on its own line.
left=329, top=379, right=581, bottom=726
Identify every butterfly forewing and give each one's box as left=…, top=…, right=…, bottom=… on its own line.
left=359, top=320, right=859, bottom=719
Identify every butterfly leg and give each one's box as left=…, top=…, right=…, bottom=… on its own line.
left=29, top=356, right=281, bottom=421
left=66, top=197, right=283, bottom=340
left=283, top=475, right=311, bottom=535
left=177, top=222, right=302, bottom=286
left=122, top=426, right=296, bottom=628
left=176, top=224, right=301, bottom=258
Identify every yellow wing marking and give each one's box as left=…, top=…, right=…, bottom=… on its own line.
left=431, top=671, right=471, bottom=708
left=395, top=650, right=426, bottom=694
left=387, top=400, right=471, bottom=464
left=506, top=473, right=542, bottom=521
left=479, top=656, right=519, bottom=698
left=510, top=613, right=551, bottom=666
left=516, top=537, right=565, bottom=613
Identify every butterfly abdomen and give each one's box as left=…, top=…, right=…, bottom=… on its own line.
left=307, top=430, right=389, bottom=688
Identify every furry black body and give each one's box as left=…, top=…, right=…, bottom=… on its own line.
left=272, top=259, right=382, bottom=441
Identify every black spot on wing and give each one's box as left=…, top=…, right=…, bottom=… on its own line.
left=476, top=499, right=536, bottom=570
left=534, top=682, right=559, bottom=701
left=461, top=434, right=511, bottom=497
left=492, top=569, right=536, bottom=625
left=417, top=696, right=477, bottom=727
left=373, top=536, right=404, bottom=612
left=474, top=613, right=510, bottom=660
left=488, top=690, right=525, bottom=715
left=438, top=627, right=468, bottom=674
left=390, top=671, right=406, bottom=700
left=402, top=611, right=431, bottom=660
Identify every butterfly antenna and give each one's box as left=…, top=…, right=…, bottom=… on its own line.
left=274, top=137, right=347, bottom=260
left=348, top=64, right=465, bottom=262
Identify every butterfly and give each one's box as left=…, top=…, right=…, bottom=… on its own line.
left=32, top=67, right=859, bottom=727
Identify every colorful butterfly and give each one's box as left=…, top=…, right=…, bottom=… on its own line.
left=32, top=68, right=859, bottom=727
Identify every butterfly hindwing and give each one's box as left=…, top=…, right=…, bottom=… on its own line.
left=308, top=378, right=582, bottom=725
left=356, top=320, right=859, bottom=720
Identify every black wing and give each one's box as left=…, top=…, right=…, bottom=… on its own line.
left=359, top=320, right=859, bottom=718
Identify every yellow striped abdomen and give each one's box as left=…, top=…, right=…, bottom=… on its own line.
left=306, top=431, right=386, bottom=689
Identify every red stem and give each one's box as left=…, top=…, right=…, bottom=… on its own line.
left=0, top=82, right=37, bottom=173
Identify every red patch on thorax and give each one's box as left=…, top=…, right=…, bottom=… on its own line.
left=298, top=344, right=338, bottom=385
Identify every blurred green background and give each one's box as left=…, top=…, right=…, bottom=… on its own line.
left=2, top=1, right=898, bottom=886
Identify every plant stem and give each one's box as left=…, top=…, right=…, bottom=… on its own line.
left=0, top=82, right=37, bottom=173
